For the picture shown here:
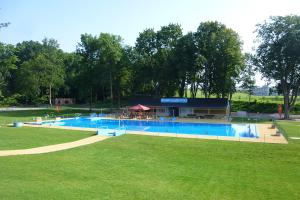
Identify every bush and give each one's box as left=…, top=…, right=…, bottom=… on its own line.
left=0, top=94, right=23, bottom=106
left=231, top=101, right=300, bottom=114
left=32, top=95, right=49, bottom=105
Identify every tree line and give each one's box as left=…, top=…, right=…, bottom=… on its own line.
left=0, top=15, right=299, bottom=118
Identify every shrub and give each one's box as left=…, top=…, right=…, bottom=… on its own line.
left=231, top=101, right=300, bottom=114
left=0, top=94, right=23, bottom=106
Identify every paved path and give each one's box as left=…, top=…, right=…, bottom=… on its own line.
left=0, top=135, right=109, bottom=157
left=290, top=137, right=300, bottom=140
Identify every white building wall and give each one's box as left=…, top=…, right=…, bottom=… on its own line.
left=179, top=108, right=193, bottom=117
left=155, top=107, right=169, bottom=117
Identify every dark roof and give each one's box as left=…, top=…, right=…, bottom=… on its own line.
left=128, top=98, right=228, bottom=108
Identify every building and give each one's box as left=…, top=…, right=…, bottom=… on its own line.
left=128, top=97, right=229, bottom=117
left=54, top=98, right=75, bottom=105
left=253, top=85, right=269, bottom=96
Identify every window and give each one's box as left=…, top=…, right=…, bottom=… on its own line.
left=155, top=108, right=165, bottom=113
left=193, top=109, right=208, bottom=114
left=210, top=109, right=226, bottom=114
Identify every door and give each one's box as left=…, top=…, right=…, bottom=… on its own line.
left=169, top=107, right=179, bottom=117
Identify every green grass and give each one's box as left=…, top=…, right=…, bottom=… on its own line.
left=0, top=122, right=299, bottom=199
left=0, top=109, right=91, bottom=125
left=0, top=110, right=299, bottom=199
left=0, top=127, right=94, bottom=150
left=276, top=120, right=300, bottom=138
left=231, top=117, right=273, bottom=123
left=177, top=90, right=300, bottom=104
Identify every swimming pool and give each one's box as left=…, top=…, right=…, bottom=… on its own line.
left=43, top=117, right=259, bottom=138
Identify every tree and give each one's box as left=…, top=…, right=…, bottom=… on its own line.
left=155, top=23, right=183, bottom=96
left=0, top=43, right=18, bottom=97
left=97, top=33, right=123, bottom=105
left=59, top=52, right=82, bottom=100
left=134, top=24, right=183, bottom=97
left=173, top=32, right=198, bottom=97
left=240, top=53, right=256, bottom=102
left=77, top=34, right=101, bottom=109
left=41, top=38, right=65, bottom=106
left=195, top=21, right=244, bottom=98
left=15, top=39, right=64, bottom=105
left=0, top=17, right=9, bottom=30
left=254, top=15, right=300, bottom=119
left=77, top=33, right=124, bottom=108
left=134, top=28, right=158, bottom=96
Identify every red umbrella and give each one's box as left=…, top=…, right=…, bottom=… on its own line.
left=128, top=104, right=150, bottom=111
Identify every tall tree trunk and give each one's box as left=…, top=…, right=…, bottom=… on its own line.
left=110, top=72, right=113, bottom=108
left=102, top=86, right=105, bottom=101
left=282, top=81, right=290, bottom=119
left=283, top=93, right=289, bottom=119
left=118, top=90, right=121, bottom=109
left=89, top=87, right=92, bottom=111
left=49, top=84, right=52, bottom=106
left=229, top=92, right=233, bottom=101
left=178, top=77, right=186, bottom=98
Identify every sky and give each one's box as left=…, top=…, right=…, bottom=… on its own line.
left=1, top=0, right=300, bottom=85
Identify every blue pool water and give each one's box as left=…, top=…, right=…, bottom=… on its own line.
left=43, top=117, right=259, bottom=138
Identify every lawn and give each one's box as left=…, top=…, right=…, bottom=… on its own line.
left=0, top=116, right=299, bottom=199
left=276, top=120, right=300, bottom=138
left=0, top=127, right=94, bottom=150
left=0, top=108, right=91, bottom=125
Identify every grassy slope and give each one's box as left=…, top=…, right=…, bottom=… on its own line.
left=0, top=121, right=299, bottom=199
left=0, top=127, right=94, bottom=150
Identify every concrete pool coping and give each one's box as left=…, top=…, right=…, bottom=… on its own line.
left=23, top=122, right=288, bottom=144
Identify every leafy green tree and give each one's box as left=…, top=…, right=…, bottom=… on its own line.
left=41, top=39, right=65, bottom=106
left=77, top=33, right=124, bottom=108
left=155, top=23, right=182, bottom=96
left=134, top=28, right=158, bottom=96
left=16, top=39, right=64, bottom=105
left=195, top=21, right=244, bottom=98
left=240, top=53, right=256, bottom=102
left=134, top=24, right=182, bottom=97
left=15, top=41, right=44, bottom=63
left=97, top=33, right=123, bottom=104
left=0, top=17, right=9, bottom=29
left=254, top=15, right=300, bottom=119
left=173, top=32, right=198, bottom=97
left=0, top=43, right=18, bottom=97
left=59, top=52, right=82, bottom=100
left=77, top=34, right=101, bottom=108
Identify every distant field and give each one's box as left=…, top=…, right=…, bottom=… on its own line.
left=178, top=90, right=299, bottom=104
left=231, top=92, right=292, bottom=103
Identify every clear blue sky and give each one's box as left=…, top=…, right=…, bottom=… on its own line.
left=1, top=0, right=299, bottom=84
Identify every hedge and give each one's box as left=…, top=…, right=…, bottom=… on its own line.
left=231, top=101, right=300, bottom=114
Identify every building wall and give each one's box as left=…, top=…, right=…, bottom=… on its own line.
left=155, top=107, right=227, bottom=117
left=253, top=85, right=269, bottom=96
left=179, top=108, right=193, bottom=116
left=155, top=107, right=169, bottom=117
left=55, top=98, right=75, bottom=105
